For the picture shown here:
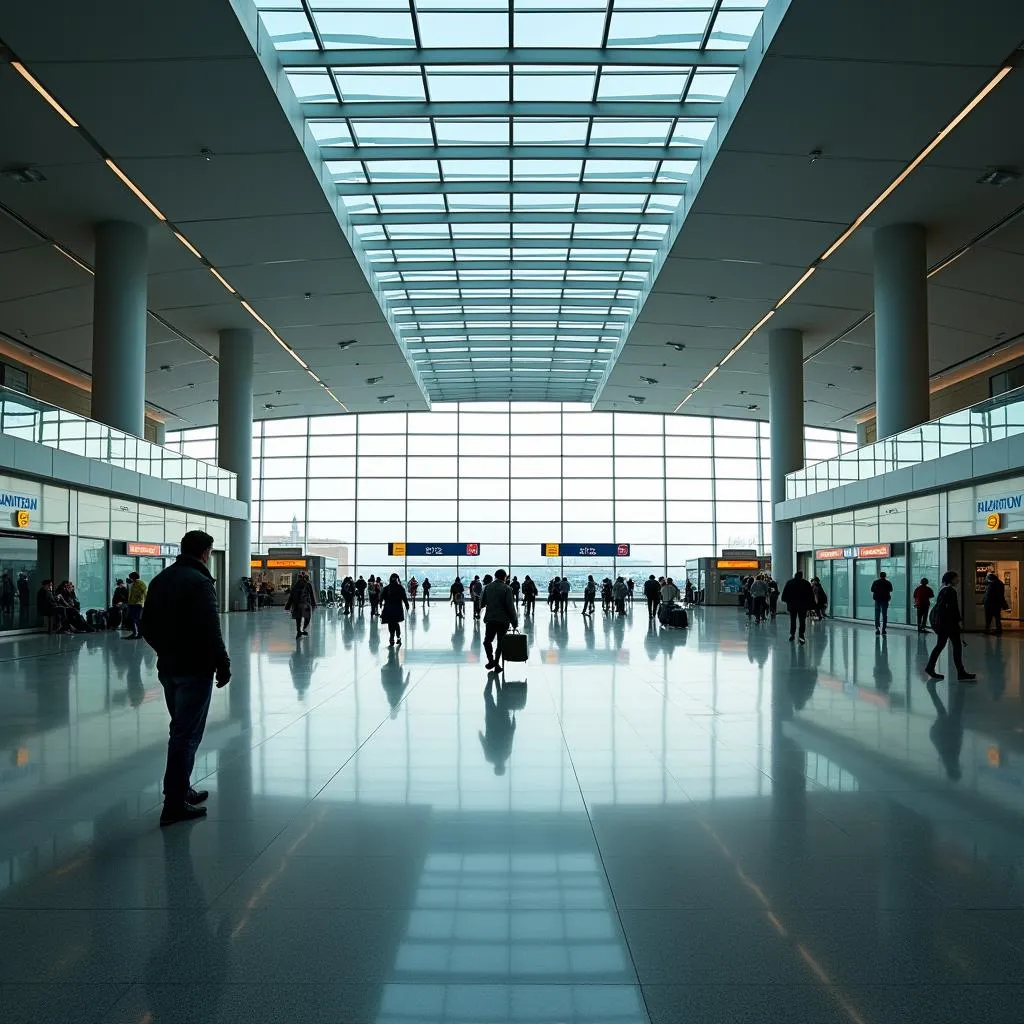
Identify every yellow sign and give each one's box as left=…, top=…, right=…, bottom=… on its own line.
left=266, top=559, right=307, bottom=569
left=250, top=559, right=263, bottom=568
left=986, top=513, right=1002, bottom=530
left=14, top=510, right=30, bottom=528
left=717, top=559, right=760, bottom=570
left=542, top=543, right=560, bottom=557
left=390, top=542, right=407, bottom=557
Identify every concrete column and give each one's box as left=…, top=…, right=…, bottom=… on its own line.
left=874, top=223, right=930, bottom=439
left=91, top=220, right=148, bottom=436
left=768, top=328, right=804, bottom=584
left=856, top=421, right=869, bottom=447
left=218, top=328, right=254, bottom=611
left=153, top=422, right=167, bottom=446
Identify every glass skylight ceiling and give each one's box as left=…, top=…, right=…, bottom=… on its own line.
left=254, top=0, right=768, bottom=402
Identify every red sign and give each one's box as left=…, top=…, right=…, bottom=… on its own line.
left=617, top=543, right=630, bottom=556
left=857, top=544, right=891, bottom=559
left=126, top=542, right=162, bottom=557
left=465, top=543, right=479, bottom=556
left=814, top=548, right=845, bottom=560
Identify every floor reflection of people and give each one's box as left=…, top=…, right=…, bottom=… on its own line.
left=984, top=638, right=1006, bottom=701
left=926, top=679, right=967, bottom=780
left=787, top=643, right=819, bottom=711
left=872, top=634, right=892, bottom=693
left=645, top=620, right=660, bottom=660
left=746, top=624, right=770, bottom=668
left=368, top=615, right=380, bottom=654
left=451, top=619, right=465, bottom=654
left=143, top=829, right=227, bottom=1021
left=380, top=648, right=410, bottom=718
left=289, top=639, right=315, bottom=699
left=480, top=671, right=517, bottom=775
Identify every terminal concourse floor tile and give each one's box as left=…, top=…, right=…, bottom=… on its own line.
left=3, top=602, right=1024, bottom=1022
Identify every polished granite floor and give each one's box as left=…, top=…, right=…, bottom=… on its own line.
left=2, top=599, right=1024, bottom=1023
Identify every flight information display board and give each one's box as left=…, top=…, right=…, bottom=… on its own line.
left=389, top=542, right=480, bottom=557
left=540, top=543, right=630, bottom=558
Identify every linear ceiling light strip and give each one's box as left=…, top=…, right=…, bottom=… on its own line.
left=673, top=60, right=1015, bottom=413
left=6, top=51, right=347, bottom=413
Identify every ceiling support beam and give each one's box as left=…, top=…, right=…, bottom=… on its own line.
left=282, top=48, right=741, bottom=68
left=324, top=144, right=699, bottom=161
left=303, top=100, right=714, bottom=120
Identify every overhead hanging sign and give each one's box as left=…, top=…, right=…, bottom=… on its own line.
left=541, top=543, right=631, bottom=558
left=126, top=542, right=180, bottom=557
left=388, top=542, right=480, bottom=557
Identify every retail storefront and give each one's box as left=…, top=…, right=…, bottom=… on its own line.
left=791, top=474, right=1024, bottom=631
left=0, top=471, right=231, bottom=633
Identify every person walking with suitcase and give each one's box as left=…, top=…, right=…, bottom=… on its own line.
left=450, top=576, right=466, bottom=619
left=925, top=571, right=975, bottom=682
left=781, top=571, right=814, bottom=644
left=871, top=571, right=893, bottom=635
left=481, top=569, right=517, bottom=671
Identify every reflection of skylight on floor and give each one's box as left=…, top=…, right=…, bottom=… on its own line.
left=254, top=1, right=767, bottom=401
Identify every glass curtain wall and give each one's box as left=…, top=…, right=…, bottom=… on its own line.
left=170, top=405, right=853, bottom=581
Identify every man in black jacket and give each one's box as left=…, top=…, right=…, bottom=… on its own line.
left=983, top=572, right=1006, bottom=635
left=643, top=575, right=661, bottom=620
left=925, top=571, right=976, bottom=682
left=142, top=531, right=231, bottom=827
left=780, top=571, right=815, bottom=645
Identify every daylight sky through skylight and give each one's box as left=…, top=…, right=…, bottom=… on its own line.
left=254, top=1, right=768, bottom=402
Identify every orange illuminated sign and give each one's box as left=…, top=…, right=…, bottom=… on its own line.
left=815, top=548, right=846, bottom=560
left=857, top=544, right=891, bottom=559
left=986, top=513, right=1002, bottom=530
left=250, top=559, right=263, bottom=569
left=266, top=559, right=307, bottom=569
left=716, top=559, right=759, bottom=570
left=14, top=510, right=30, bottom=528
left=126, top=542, right=162, bottom=557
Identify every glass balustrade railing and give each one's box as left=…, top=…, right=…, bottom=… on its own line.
left=786, top=385, right=1024, bottom=500
left=0, top=386, right=236, bottom=499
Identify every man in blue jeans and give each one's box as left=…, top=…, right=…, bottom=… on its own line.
left=142, top=530, right=231, bottom=827
left=871, top=571, right=894, bottom=635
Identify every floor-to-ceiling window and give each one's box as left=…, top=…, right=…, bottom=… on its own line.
left=170, top=405, right=854, bottom=582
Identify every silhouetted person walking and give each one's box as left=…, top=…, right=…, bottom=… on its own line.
left=871, top=570, right=893, bottom=635
left=983, top=572, right=1006, bottom=635
left=913, top=577, right=934, bottom=633
left=481, top=569, right=517, bottom=671
left=781, top=571, right=814, bottom=645
left=381, top=573, right=410, bottom=646
left=925, top=571, right=975, bottom=682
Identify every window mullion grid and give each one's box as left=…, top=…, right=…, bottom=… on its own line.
left=710, top=416, right=717, bottom=559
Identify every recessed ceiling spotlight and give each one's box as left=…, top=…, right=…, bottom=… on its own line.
left=850, top=365, right=863, bottom=372
left=365, top=375, right=384, bottom=385
left=303, top=292, right=312, bottom=301
left=977, top=166, right=1020, bottom=187
left=337, top=339, right=358, bottom=351
left=666, top=342, right=686, bottom=352
left=809, top=148, right=823, bottom=164
left=639, top=375, right=659, bottom=385
left=200, top=148, right=214, bottom=162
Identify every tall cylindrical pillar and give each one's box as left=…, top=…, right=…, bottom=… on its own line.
left=218, top=328, right=255, bottom=611
left=91, top=220, right=148, bottom=436
left=153, top=421, right=167, bottom=446
left=874, top=223, right=930, bottom=439
left=768, top=328, right=804, bottom=584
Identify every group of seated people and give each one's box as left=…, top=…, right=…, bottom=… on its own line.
left=36, top=579, right=92, bottom=634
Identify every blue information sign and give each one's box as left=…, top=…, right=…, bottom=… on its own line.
left=540, top=543, right=630, bottom=558
left=389, top=542, right=481, bottom=557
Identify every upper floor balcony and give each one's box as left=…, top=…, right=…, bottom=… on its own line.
left=785, top=387, right=1024, bottom=501
left=0, top=386, right=236, bottom=500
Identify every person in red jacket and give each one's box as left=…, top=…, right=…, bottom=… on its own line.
left=912, top=577, right=934, bottom=633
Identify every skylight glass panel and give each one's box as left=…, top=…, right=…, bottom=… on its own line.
left=513, top=120, right=589, bottom=146
left=607, top=10, right=710, bottom=48
left=595, top=68, right=690, bottom=102
left=709, top=10, right=764, bottom=49
left=435, top=120, right=509, bottom=146
left=266, top=0, right=767, bottom=402
left=418, top=12, right=509, bottom=48
left=514, top=12, right=606, bottom=47
left=352, top=120, right=434, bottom=146
left=286, top=71, right=334, bottom=101
left=513, top=66, right=597, bottom=102
left=314, top=11, right=415, bottom=48
left=426, top=67, right=509, bottom=102
left=334, top=68, right=425, bottom=102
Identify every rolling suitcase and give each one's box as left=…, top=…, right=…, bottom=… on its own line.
left=657, top=602, right=672, bottom=626
left=670, top=607, right=689, bottom=629
left=501, top=628, right=528, bottom=663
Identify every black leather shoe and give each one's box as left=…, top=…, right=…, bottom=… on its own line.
left=159, top=803, right=207, bottom=827
left=187, top=788, right=209, bottom=804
